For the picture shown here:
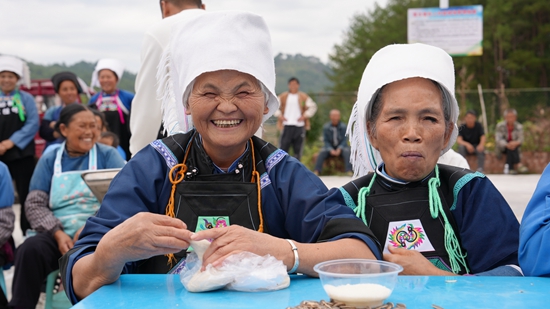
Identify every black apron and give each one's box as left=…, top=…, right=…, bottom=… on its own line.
left=91, top=93, right=131, bottom=160
left=343, top=167, right=470, bottom=274
left=0, top=92, right=35, bottom=162
left=136, top=133, right=263, bottom=274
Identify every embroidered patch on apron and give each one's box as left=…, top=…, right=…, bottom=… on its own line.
left=195, top=216, right=230, bottom=233
left=383, top=219, right=435, bottom=254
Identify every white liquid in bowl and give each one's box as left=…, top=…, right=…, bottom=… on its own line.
left=324, top=283, right=392, bottom=307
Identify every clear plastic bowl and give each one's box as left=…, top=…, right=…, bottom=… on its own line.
left=313, top=259, right=403, bottom=307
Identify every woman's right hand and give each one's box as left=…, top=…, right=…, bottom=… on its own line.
left=95, top=212, right=193, bottom=265
left=54, top=230, right=74, bottom=255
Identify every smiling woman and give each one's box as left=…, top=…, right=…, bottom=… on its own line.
left=8, top=103, right=125, bottom=309
left=60, top=10, right=381, bottom=305
left=336, top=43, right=522, bottom=278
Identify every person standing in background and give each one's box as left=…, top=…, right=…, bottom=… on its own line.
left=0, top=55, right=39, bottom=236
left=276, top=77, right=317, bottom=161
left=495, top=108, right=524, bottom=174
left=129, top=0, right=205, bottom=156
left=457, top=110, right=485, bottom=172
left=313, top=109, right=351, bottom=175
left=89, top=59, right=134, bottom=160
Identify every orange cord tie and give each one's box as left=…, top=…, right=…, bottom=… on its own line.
left=249, top=139, right=264, bottom=233
left=165, top=142, right=193, bottom=267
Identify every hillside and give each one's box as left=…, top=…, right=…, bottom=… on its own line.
left=274, top=53, right=332, bottom=94
left=26, top=61, right=136, bottom=93
left=19, top=54, right=332, bottom=95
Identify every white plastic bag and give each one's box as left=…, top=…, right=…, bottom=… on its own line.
left=180, top=241, right=290, bottom=292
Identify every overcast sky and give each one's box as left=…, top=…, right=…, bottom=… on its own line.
left=1, top=0, right=387, bottom=74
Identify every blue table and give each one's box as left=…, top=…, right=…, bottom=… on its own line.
left=72, top=274, right=550, bottom=308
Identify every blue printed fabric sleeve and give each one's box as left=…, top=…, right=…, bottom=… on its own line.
left=519, top=163, right=550, bottom=277
left=452, top=176, right=520, bottom=274
left=9, top=90, right=39, bottom=149
left=0, top=162, right=14, bottom=208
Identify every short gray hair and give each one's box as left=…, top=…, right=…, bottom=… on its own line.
left=366, top=79, right=452, bottom=138
left=504, top=108, right=517, bottom=116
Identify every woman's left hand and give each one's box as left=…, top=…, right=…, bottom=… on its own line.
left=383, top=245, right=455, bottom=276
left=54, top=230, right=74, bottom=255
left=191, top=225, right=288, bottom=269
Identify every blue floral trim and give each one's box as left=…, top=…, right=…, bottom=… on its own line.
left=260, top=172, right=271, bottom=189
left=339, top=187, right=357, bottom=210
left=451, top=171, right=486, bottom=210
left=265, top=149, right=286, bottom=173
left=151, top=140, right=178, bottom=169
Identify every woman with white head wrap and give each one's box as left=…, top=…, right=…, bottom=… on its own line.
left=0, top=55, right=39, bottom=235
left=61, top=11, right=379, bottom=302
left=89, top=59, right=134, bottom=160
left=337, top=43, right=521, bottom=276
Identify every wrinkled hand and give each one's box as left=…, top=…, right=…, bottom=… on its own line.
left=54, top=230, right=74, bottom=255
left=191, top=225, right=285, bottom=269
left=96, top=212, right=193, bottom=265
left=383, top=246, right=454, bottom=276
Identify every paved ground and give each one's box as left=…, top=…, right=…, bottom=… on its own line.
left=4, top=173, right=542, bottom=307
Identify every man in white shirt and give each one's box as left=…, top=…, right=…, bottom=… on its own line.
left=129, top=0, right=205, bottom=156
left=275, top=77, right=317, bottom=160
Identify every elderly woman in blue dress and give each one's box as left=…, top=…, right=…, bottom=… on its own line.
left=0, top=55, right=39, bottom=235
left=61, top=11, right=380, bottom=303
left=336, top=43, right=521, bottom=276
left=9, top=104, right=125, bottom=309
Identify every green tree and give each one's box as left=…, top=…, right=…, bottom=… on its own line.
left=328, top=0, right=550, bottom=119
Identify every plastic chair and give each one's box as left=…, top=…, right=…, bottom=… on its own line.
left=44, top=270, right=72, bottom=309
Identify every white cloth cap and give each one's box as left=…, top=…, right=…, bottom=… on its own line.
left=0, top=55, right=31, bottom=88
left=157, top=10, right=279, bottom=135
left=347, top=43, right=459, bottom=177
left=91, top=58, right=125, bottom=89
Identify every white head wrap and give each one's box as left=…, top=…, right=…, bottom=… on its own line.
left=0, top=55, right=31, bottom=88
left=91, top=58, right=125, bottom=89
left=348, top=43, right=459, bottom=177
left=157, top=10, right=279, bottom=135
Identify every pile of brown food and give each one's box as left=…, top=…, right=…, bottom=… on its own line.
left=286, top=300, right=407, bottom=309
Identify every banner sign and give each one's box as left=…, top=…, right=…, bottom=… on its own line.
left=408, top=5, right=483, bottom=56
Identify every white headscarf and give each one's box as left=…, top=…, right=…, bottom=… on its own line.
left=347, top=43, right=459, bottom=177
left=157, top=10, right=279, bottom=135
left=91, top=58, right=125, bottom=89
left=0, top=55, right=31, bottom=88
